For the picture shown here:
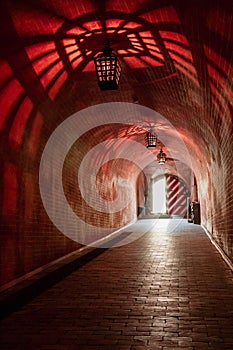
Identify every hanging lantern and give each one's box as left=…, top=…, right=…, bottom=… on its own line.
left=157, top=148, right=166, bottom=164
left=145, top=129, right=157, bottom=149
left=94, top=44, right=121, bottom=90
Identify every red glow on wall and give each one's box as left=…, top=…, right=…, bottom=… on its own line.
left=24, top=173, right=34, bottom=220
left=48, top=71, right=68, bottom=99
left=26, top=42, right=56, bottom=61
left=140, top=6, right=180, bottom=24
left=32, top=52, right=60, bottom=76
left=9, top=97, right=33, bottom=147
left=28, top=112, right=43, bottom=158
left=2, top=162, right=18, bottom=216
left=123, top=56, right=149, bottom=68
left=0, top=80, right=24, bottom=131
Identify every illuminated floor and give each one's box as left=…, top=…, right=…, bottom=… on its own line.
left=1, top=219, right=233, bottom=349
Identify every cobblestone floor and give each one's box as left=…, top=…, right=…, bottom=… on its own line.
left=0, top=219, right=233, bottom=349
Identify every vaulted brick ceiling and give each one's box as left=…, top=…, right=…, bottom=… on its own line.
left=0, top=0, right=233, bottom=285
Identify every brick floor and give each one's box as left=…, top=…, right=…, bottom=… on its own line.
left=0, top=219, right=233, bottom=349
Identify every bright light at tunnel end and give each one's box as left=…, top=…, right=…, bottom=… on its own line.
left=39, top=102, right=192, bottom=248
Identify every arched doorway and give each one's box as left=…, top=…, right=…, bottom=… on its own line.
left=152, top=174, right=189, bottom=217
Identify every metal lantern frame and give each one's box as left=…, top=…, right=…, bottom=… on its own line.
left=94, top=45, right=121, bottom=90
left=145, top=129, right=157, bottom=149
left=157, top=148, right=167, bottom=164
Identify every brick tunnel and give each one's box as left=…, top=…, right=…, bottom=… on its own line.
left=0, top=0, right=233, bottom=349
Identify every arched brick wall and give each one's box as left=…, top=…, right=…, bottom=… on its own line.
left=0, top=0, right=232, bottom=287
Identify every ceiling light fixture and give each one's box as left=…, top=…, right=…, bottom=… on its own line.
left=157, top=148, right=166, bottom=164
left=145, top=129, right=157, bottom=149
left=94, top=43, right=121, bottom=90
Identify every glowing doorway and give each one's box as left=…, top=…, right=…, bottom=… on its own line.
left=152, top=176, right=166, bottom=213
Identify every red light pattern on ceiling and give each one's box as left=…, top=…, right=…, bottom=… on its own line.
left=119, top=30, right=165, bottom=68
left=26, top=42, right=57, bottom=61
left=0, top=0, right=231, bottom=180
left=169, top=52, right=197, bottom=76
left=205, top=46, right=233, bottom=123
left=8, top=3, right=196, bottom=107
left=162, top=42, right=194, bottom=62
left=66, top=27, right=86, bottom=35
left=28, top=112, right=43, bottom=158
left=48, top=71, right=68, bottom=99
left=26, top=41, right=67, bottom=100
left=123, top=22, right=142, bottom=29
left=207, top=64, right=232, bottom=120
left=83, top=21, right=102, bottom=31
left=2, top=162, right=18, bottom=216
left=9, top=97, right=33, bottom=148
left=209, top=82, right=231, bottom=131
left=105, top=19, right=125, bottom=28
left=160, top=31, right=199, bottom=87
left=159, top=31, right=189, bottom=46
left=32, top=52, right=60, bottom=76
left=40, top=61, right=65, bottom=89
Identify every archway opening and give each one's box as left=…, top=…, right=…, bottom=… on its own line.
left=152, top=176, right=166, bottom=214
left=152, top=175, right=189, bottom=217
